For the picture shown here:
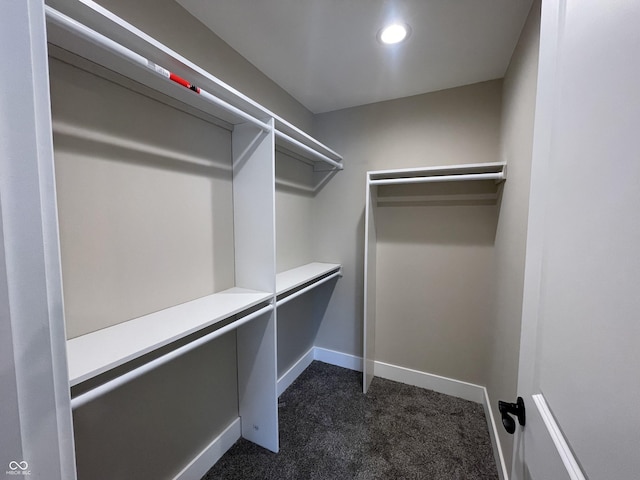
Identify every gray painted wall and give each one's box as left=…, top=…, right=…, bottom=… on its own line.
left=375, top=203, right=498, bottom=385
left=312, top=81, right=503, bottom=386
left=51, top=58, right=235, bottom=338
left=275, top=152, right=315, bottom=274
left=489, top=0, right=540, bottom=470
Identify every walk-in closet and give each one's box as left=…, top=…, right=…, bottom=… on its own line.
left=3, top=0, right=639, bottom=479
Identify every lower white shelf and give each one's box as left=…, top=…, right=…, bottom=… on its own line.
left=276, top=262, right=341, bottom=304
left=67, top=287, right=272, bottom=386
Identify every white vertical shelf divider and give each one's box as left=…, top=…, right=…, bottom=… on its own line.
left=233, top=120, right=279, bottom=452
left=363, top=179, right=378, bottom=393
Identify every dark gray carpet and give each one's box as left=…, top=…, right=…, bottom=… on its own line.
left=202, top=361, right=498, bottom=479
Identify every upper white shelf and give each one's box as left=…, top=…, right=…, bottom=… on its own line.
left=45, top=0, right=342, bottom=170
left=369, top=162, right=506, bottom=206
left=276, top=263, right=342, bottom=303
left=368, top=162, right=506, bottom=185
left=66, top=287, right=272, bottom=386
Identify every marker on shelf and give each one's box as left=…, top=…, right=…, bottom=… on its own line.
left=147, top=60, right=200, bottom=93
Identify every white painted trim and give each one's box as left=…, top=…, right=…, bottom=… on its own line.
left=172, top=418, right=241, bottom=480
left=482, top=388, right=509, bottom=480
left=532, top=394, right=586, bottom=480
left=277, top=347, right=315, bottom=396
left=373, top=361, right=484, bottom=404
left=314, top=347, right=363, bottom=372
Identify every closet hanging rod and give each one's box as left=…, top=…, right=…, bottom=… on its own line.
left=369, top=172, right=505, bottom=186
left=70, top=304, right=274, bottom=410
left=277, top=270, right=341, bottom=306
left=274, top=129, right=343, bottom=170
left=46, top=7, right=272, bottom=133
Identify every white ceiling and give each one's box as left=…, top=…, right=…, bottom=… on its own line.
left=176, top=0, right=534, bottom=114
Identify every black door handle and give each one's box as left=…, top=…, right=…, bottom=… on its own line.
left=498, top=397, right=526, bottom=434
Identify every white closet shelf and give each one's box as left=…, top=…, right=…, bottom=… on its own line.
left=45, top=1, right=343, bottom=170
left=368, top=162, right=506, bottom=184
left=276, top=263, right=342, bottom=304
left=66, top=287, right=272, bottom=386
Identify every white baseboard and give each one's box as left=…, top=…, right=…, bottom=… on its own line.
left=313, top=347, right=363, bottom=371
left=482, top=388, right=509, bottom=480
left=277, top=347, right=315, bottom=396
left=373, top=360, right=484, bottom=403
left=173, top=418, right=241, bottom=480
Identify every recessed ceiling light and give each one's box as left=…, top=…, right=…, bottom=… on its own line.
left=378, top=23, right=410, bottom=45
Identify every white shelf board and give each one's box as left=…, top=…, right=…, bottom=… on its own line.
left=67, top=287, right=273, bottom=386
left=276, top=262, right=341, bottom=297
left=368, top=162, right=506, bottom=182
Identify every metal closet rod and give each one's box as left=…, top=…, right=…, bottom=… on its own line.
left=70, top=304, right=274, bottom=410
left=369, top=171, right=505, bottom=185
left=46, top=7, right=344, bottom=171
left=274, top=130, right=343, bottom=170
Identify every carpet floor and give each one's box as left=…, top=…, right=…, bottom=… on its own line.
left=202, top=361, right=499, bottom=479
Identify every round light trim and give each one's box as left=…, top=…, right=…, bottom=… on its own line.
left=378, top=23, right=410, bottom=45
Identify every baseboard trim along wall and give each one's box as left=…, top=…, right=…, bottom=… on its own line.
left=173, top=418, right=241, bottom=480
left=373, top=360, right=484, bottom=403
left=277, top=347, right=509, bottom=480
left=313, top=347, right=363, bottom=372
left=277, top=347, right=363, bottom=396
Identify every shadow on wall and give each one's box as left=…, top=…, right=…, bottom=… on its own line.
left=276, top=276, right=340, bottom=376
left=377, top=203, right=500, bottom=246
left=275, top=150, right=340, bottom=197
left=53, top=126, right=232, bottom=179
left=375, top=181, right=502, bottom=246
